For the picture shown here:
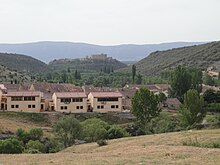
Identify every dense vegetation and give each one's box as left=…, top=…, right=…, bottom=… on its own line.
left=120, top=41, right=220, bottom=76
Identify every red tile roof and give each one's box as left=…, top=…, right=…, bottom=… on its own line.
left=54, top=92, right=87, bottom=98
left=6, top=91, right=42, bottom=97
left=89, top=92, right=123, bottom=98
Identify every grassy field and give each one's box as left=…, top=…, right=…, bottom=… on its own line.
left=0, top=129, right=220, bottom=165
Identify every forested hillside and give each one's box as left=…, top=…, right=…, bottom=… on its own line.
left=120, top=41, right=220, bottom=76
left=0, top=53, right=49, bottom=74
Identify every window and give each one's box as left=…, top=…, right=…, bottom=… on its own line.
left=28, top=105, right=31, bottom=108
left=76, top=106, right=79, bottom=109
left=32, top=105, right=35, bottom=108
left=11, top=97, right=22, bottom=101
left=111, top=105, right=115, bottom=109
left=80, top=106, right=83, bottom=109
left=11, top=105, right=14, bottom=108
left=64, top=106, right=67, bottom=110
left=24, top=97, right=35, bottom=101
left=16, top=105, right=19, bottom=108
left=97, top=105, right=100, bottom=109
left=101, top=105, right=104, bottom=109
left=98, top=97, right=118, bottom=102
left=73, top=98, right=83, bottom=102
left=116, top=105, right=119, bottom=108
left=61, top=106, right=64, bottom=110
left=61, top=98, right=71, bottom=103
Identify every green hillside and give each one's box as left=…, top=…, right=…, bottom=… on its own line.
left=48, top=57, right=127, bottom=72
left=120, top=41, right=220, bottom=76
left=0, top=53, right=49, bottom=75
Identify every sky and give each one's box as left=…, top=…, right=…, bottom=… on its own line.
left=0, top=0, right=219, bottom=45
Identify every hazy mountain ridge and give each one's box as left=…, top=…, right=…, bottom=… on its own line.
left=0, top=41, right=205, bottom=63
left=120, top=41, right=220, bottom=76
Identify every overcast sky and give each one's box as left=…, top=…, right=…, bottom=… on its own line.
left=0, top=0, right=219, bottom=45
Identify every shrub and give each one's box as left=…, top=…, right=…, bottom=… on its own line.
left=81, top=118, right=109, bottom=142
left=44, top=137, right=64, bottom=153
left=25, top=140, right=45, bottom=153
left=107, top=125, right=129, bottom=139
left=15, top=128, right=30, bottom=144
left=0, top=138, right=24, bottom=154
left=97, top=139, right=107, bottom=146
left=29, top=128, right=43, bottom=141
left=206, top=103, right=220, bottom=113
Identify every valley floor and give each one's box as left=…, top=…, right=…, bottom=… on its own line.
left=0, top=129, right=220, bottom=165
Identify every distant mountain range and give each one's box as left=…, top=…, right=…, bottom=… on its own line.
left=120, top=41, right=220, bottom=76
left=0, top=41, right=205, bottom=63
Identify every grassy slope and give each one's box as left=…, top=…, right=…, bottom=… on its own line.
left=120, top=41, right=220, bottom=76
left=0, top=112, right=52, bottom=136
left=0, top=129, right=220, bottom=165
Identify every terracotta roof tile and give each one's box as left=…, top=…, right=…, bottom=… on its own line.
left=6, top=91, right=42, bottom=97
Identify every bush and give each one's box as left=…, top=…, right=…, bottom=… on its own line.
left=97, top=139, right=107, bottom=146
left=25, top=140, right=45, bottom=153
left=0, top=138, right=24, bottom=154
left=15, top=128, right=30, bottom=144
left=81, top=118, right=110, bottom=142
left=44, top=137, right=64, bottom=153
left=206, top=103, right=220, bottom=113
left=29, top=128, right=43, bottom=141
left=107, top=125, right=129, bottom=139
left=149, top=112, right=180, bottom=134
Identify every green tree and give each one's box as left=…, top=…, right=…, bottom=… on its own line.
left=178, top=89, right=206, bottom=129
left=61, top=70, right=67, bottom=83
left=131, top=88, right=161, bottom=134
left=53, top=116, right=82, bottom=147
left=132, top=64, right=136, bottom=84
left=169, top=66, right=192, bottom=102
left=136, top=73, right=142, bottom=84
left=190, top=68, right=203, bottom=92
